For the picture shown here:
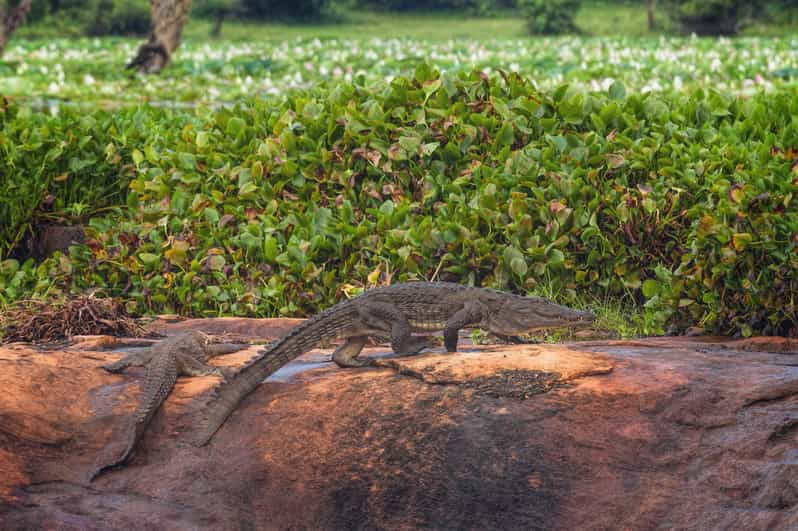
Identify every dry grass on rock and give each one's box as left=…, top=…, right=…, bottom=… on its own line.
left=0, top=294, right=143, bottom=344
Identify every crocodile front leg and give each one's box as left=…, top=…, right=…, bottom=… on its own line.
left=443, top=301, right=486, bottom=352
left=102, top=349, right=155, bottom=373
left=332, top=336, right=370, bottom=368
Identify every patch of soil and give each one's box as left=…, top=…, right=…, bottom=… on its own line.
left=463, top=369, right=563, bottom=399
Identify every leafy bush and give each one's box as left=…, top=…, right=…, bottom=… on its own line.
left=356, top=0, right=493, bottom=13
left=663, top=0, right=763, bottom=35
left=519, top=0, right=582, bottom=35
left=194, top=0, right=237, bottom=19
left=87, top=0, right=151, bottom=36
left=239, top=0, right=343, bottom=21
left=1, top=68, right=797, bottom=336
left=0, top=105, right=158, bottom=257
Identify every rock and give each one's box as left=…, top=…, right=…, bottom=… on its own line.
left=28, top=224, right=85, bottom=258
left=1, top=321, right=797, bottom=530
left=684, top=326, right=706, bottom=336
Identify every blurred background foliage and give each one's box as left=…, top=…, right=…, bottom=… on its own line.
left=12, top=0, right=798, bottom=37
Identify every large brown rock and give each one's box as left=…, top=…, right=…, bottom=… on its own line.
left=1, top=321, right=796, bottom=530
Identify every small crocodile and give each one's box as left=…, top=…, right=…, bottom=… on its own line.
left=91, top=331, right=247, bottom=479
left=194, top=282, right=594, bottom=446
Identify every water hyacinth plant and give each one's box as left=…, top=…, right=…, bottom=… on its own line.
left=1, top=64, right=796, bottom=337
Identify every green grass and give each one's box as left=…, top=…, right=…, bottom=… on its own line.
left=182, top=11, right=529, bottom=41
left=575, top=1, right=673, bottom=36
left=182, top=4, right=671, bottom=41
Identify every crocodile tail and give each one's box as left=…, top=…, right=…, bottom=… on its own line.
left=194, top=303, right=354, bottom=446
left=193, top=341, right=295, bottom=446
left=88, top=422, right=144, bottom=481
left=90, top=355, right=178, bottom=480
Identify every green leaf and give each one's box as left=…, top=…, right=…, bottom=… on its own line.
left=642, top=279, right=660, bottom=298
left=609, top=81, right=626, bottom=101
left=178, top=152, right=196, bottom=170
left=547, top=249, right=565, bottom=265
left=208, top=255, right=226, bottom=271
left=263, top=236, right=279, bottom=261
left=398, top=136, right=421, bottom=154
left=204, top=207, right=220, bottom=226
left=496, top=122, right=514, bottom=147
left=226, top=117, right=246, bottom=136
left=422, top=79, right=441, bottom=103
left=139, top=253, right=160, bottom=266
left=239, top=181, right=258, bottom=196
left=196, top=131, right=209, bottom=149
left=510, top=257, right=528, bottom=276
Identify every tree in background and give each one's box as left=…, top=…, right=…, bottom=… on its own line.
left=194, top=0, right=234, bottom=36
left=356, top=0, right=490, bottom=12
left=128, top=0, right=193, bottom=74
left=240, top=0, right=341, bottom=21
left=646, top=0, right=656, bottom=30
left=664, top=0, right=764, bottom=35
left=519, top=0, right=582, bottom=35
left=0, top=0, right=32, bottom=57
left=89, top=0, right=151, bottom=36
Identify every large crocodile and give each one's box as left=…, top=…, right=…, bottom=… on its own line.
left=91, top=331, right=247, bottom=479
left=195, top=282, right=594, bottom=446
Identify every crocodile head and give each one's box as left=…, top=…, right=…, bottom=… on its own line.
left=482, top=292, right=595, bottom=335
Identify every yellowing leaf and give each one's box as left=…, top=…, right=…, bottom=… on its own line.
left=697, top=215, right=715, bottom=238
left=732, top=232, right=753, bottom=251
left=59, top=255, right=72, bottom=274
left=728, top=184, right=745, bottom=203
left=367, top=265, right=381, bottom=286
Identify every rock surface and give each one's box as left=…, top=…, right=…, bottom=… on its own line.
left=1, top=320, right=797, bottom=530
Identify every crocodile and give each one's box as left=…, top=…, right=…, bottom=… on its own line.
left=91, top=331, right=247, bottom=479
left=194, top=282, right=595, bottom=446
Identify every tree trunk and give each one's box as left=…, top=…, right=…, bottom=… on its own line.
left=0, top=0, right=33, bottom=57
left=646, top=0, right=656, bottom=30
left=127, top=0, right=193, bottom=74
left=211, top=11, right=225, bottom=38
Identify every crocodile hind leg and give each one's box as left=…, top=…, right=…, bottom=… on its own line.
left=357, top=301, right=426, bottom=355
left=178, top=354, right=231, bottom=379
left=206, top=343, right=250, bottom=357
left=332, top=337, right=370, bottom=368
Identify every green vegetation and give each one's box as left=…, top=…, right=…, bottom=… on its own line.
left=520, top=0, right=582, bottom=35
left=2, top=3, right=798, bottom=339
left=1, top=66, right=796, bottom=337
left=664, top=0, right=763, bottom=35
